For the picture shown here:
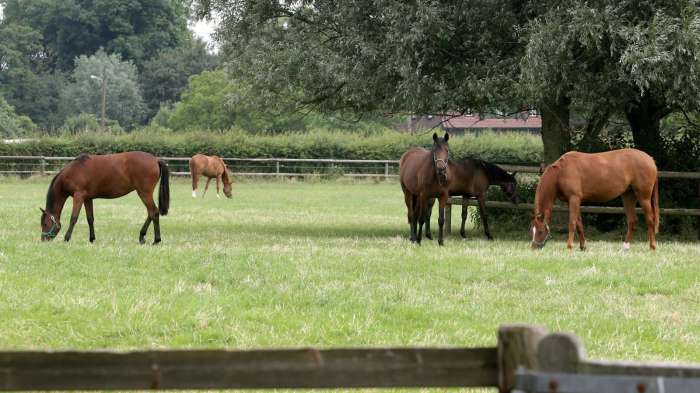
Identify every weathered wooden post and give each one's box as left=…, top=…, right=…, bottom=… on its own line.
left=39, top=156, right=46, bottom=176
left=384, top=162, right=389, bottom=181
left=497, top=324, right=548, bottom=393
left=276, top=161, right=280, bottom=176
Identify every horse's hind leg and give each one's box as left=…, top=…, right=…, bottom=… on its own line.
left=84, top=199, right=96, bottom=243
left=639, top=197, right=657, bottom=250
left=191, top=172, right=199, bottom=198
left=477, top=194, right=493, bottom=240
left=202, top=177, right=212, bottom=198
left=622, top=191, right=637, bottom=250
left=576, top=214, right=586, bottom=250
left=460, top=198, right=469, bottom=238
left=64, top=194, right=85, bottom=242
left=137, top=190, right=161, bottom=245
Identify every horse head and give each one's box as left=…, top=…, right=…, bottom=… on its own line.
left=40, top=207, right=61, bottom=241
left=501, top=171, right=519, bottom=204
left=530, top=212, right=550, bottom=249
left=432, top=132, right=450, bottom=183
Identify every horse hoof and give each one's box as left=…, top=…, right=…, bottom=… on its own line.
left=486, top=236, right=494, bottom=241
left=425, top=233, right=433, bottom=240
left=139, top=238, right=146, bottom=245
left=438, top=240, right=444, bottom=246
left=89, top=238, right=95, bottom=243
left=153, top=239, right=161, bottom=245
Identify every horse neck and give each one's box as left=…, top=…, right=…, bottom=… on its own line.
left=534, top=169, right=558, bottom=221
left=46, top=174, right=69, bottom=218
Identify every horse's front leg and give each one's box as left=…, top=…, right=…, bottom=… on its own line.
left=84, top=199, right=96, bottom=243
left=64, top=194, right=84, bottom=242
left=477, top=194, right=493, bottom=240
left=216, top=175, right=222, bottom=199
left=567, top=197, right=582, bottom=250
left=424, top=198, right=434, bottom=240
left=438, top=193, right=448, bottom=246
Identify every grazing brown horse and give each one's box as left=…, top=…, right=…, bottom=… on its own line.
left=531, top=148, right=659, bottom=250
left=40, top=152, right=170, bottom=244
left=399, top=132, right=450, bottom=245
left=425, top=158, right=518, bottom=240
left=189, top=154, right=232, bottom=199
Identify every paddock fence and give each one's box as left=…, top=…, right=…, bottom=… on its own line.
left=2, top=155, right=699, bottom=225
left=2, top=325, right=699, bottom=392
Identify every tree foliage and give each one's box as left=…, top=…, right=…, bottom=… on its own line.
left=0, top=95, right=36, bottom=138
left=140, top=37, right=219, bottom=119
left=61, top=49, right=145, bottom=129
left=1, top=0, right=189, bottom=71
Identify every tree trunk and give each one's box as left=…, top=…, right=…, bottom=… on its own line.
left=540, top=95, right=571, bottom=164
left=624, top=94, right=671, bottom=167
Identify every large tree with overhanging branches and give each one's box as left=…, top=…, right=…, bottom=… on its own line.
left=193, top=0, right=700, bottom=166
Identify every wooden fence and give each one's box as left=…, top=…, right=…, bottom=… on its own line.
left=2, top=325, right=699, bottom=392
left=1, top=155, right=699, bottom=223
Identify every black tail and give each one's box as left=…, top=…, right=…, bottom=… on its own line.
left=158, top=159, right=170, bottom=216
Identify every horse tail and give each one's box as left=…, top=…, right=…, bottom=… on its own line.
left=653, top=177, right=660, bottom=234
left=158, top=159, right=170, bottom=216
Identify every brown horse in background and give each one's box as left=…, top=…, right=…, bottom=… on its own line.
left=40, top=151, right=170, bottom=244
left=399, top=132, right=450, bottom=245
left=531, top=148, right=659, bottom=250
left=189, top=154, right=233, bottom=199
left=425, top=158, right=518, bottom=240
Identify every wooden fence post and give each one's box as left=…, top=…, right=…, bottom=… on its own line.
left=276, top=161, right=280, bottom=175
left=384, top=162, right=389, bottom=181
left=497, top=324, right=548, bottom=393
left=39, top=156, right=46, bottom=176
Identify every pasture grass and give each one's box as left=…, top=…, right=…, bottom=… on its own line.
left=0, top=176, right=699, bottom=392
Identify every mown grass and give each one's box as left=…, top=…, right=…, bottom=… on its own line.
left=0, top=176, right=699, bottom=392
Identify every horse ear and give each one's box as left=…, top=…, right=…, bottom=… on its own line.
left=433, top=132, right=438, bottom=142
left=39, top=207, right=45, bottom=214
left=444, top=132, right=449, bottom=142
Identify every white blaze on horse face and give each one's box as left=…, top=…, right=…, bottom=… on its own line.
left=192, top=190, right=197, bottom=198
left=532, top=226, right=536, bottom=243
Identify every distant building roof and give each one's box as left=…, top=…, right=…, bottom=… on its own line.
left=397, top=112, right=541, bottom=134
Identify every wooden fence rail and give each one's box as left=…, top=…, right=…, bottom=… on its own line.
left=2, top=325, right=699, bottom=392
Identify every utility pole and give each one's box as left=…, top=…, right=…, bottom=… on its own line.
left=90, top=70, right=107, bottom=131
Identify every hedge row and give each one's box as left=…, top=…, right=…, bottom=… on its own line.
left=0, top=128, right=544, bottom=164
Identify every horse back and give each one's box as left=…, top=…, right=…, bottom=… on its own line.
left=557, top=149, right=657, bottom=202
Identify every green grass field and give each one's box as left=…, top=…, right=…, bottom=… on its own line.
left=1, top=176, right=699, bottom=390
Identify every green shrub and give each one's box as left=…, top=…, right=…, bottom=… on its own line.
left=0, top=128, right=544, bottom=163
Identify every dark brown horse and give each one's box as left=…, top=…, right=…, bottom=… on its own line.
left=40, top=151, right=170, bottom=244
left=189, top=154, right=232, bottom=199
left=425, top=158, right=518, bottom=240
left=399, top=132, right=450, bottom=245
left=531, top=148, right=659, bottom=250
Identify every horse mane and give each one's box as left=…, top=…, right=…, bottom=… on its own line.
left=217, top=157, right=231, bottom=184
left=45, top=169, right=63, bottom=212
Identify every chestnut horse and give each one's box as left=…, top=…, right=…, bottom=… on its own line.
left=399, top=132, right=450, bottom=245
left=40, top=151, right=170, bottom=244
left=425, top=159, right=518, bottom=240
left=531, top=148, right=659, bottom=250
left=189, top=154, right=232, bottom=199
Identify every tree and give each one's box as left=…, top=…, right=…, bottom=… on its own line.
left=521, top=1, right=700, bottom=165
left=0, top=95, right=36, bottom=138
left=61, top=49, right=145, bottom=129
left=191, top=1, right=529, bottom=120
left=1, top=0, right=189, bottom=71
left=140, top=37, right=219, bottom=119
left=0, top=20, right=66, bottom=129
